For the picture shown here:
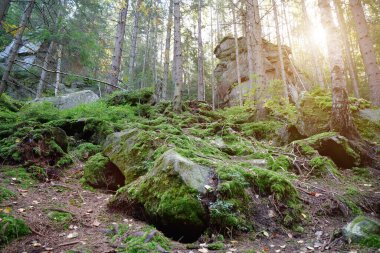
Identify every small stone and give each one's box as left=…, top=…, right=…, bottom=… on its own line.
left=93, top=219, right=101, bottom=227
left=268, top=210, right=276, bottom=218
left=67, top=232, right=78, bottom=239
left=297, top=240, right=304, bottom=244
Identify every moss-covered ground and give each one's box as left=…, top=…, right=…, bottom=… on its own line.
left=0, top=88, right=379, bottom=252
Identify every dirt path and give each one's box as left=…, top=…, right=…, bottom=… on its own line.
left=1, top=164, right=379, bottom=253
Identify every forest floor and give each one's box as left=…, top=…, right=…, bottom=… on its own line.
left=1, top=161, right=379, bottom=253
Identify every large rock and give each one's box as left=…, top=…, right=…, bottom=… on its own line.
left=292, top=132, right=360, bottom=168
left=213, top=36, right=307, bottom=106
left=103, top=129, right=156, bottom=184
left=83, top=153, right=125, bottom=190
left=109, top=149, right=212, bottom=241
left=343, top=216, right=380, bottom=247
left=34, top=90, right=99, bottom=110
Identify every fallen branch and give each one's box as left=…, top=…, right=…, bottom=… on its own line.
left=30, top=227, right=44, bottom=236
left=14, top=59, right=128, bottom=91
left=9, top=77, right=36, bottom=95
left=57, top=240, right=81, bottom=247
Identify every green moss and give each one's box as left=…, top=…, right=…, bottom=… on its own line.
left=209, top=200, right=249, bottom=231
left=83, top=153, right=124, bottom=190
left=309, top=156, right=340, bottom=177
left=3, top=167, right=37, bottom=189
left=0, top=185, right=16, bottom=203
left=105, top=87, right=154, bottom=106
left=111, top=225, right=171, bottom=253
left=351, top=167, right=373, bottom=183
left=360, top=234, right=380, bottom=248
left=18, top=102, right=60, bottom=123
left=207, top=241, right=225, bottom=250
left=268, top=155, right=291, bottom=171
left=248, top=167, right=302, bottom=226
left=241, top=121, right=282, bottom=140
left=27, top=165, right=48, bottom=181
left=47, top=211, right=73, bottom=228
left=0, top=94, right=23, bottom=112
left=0, top=213, right=31, bottom=246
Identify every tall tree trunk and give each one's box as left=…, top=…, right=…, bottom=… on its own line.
left=55, top=44, right=62, bottom=96
left=232, top=2, right=243, bottom=106
left=36, top=41, right=54, bottom=99
left=0, top=0, right=11, bottom=23
left=197, top=0, right=205, bottom=101
left=244, top=16, right=254, bottom=93
left=349, top=0, right=380, bottom=106
left=141, top=14, right=152, bottom=89
left=246, top=0, right=265, bottom=104
left=334, top=0, right=360, bottom=98
left=172, top=0, right=184, bottom=113
left=210, top=7, right=216, bottom=110
left=162, top=0, right=174, bottom=100
left=0, top=0, right=36, bottom=96
left=128, top=0, right=142, bottom=85
left=318, top=0, right=359, bottom=139
left=301, top=0, right=325, bottom=89
left=108, top=0, right=129, bottom=93
left=272, top=0, right=288, bottom=101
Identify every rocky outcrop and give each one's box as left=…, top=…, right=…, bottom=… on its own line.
left=34, top=90, right=99, bottom=110
left=292, top=132, right=361, bottom=168
left=343, top=216, right=380, bottom=247
left=214, top=36, right=306, bottom=106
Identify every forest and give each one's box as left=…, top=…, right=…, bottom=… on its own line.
left=0, top=0, right=380, bottom=252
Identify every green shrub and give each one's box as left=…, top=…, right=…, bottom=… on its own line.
left=0, top=214, right=31, bottom=245
left=0, top=185, right=16, bottom=203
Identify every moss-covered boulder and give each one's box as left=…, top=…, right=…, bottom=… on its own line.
left=292, top=132, right=360, bottom=168
left=0, top=125, right=68, bottom=165
left=49, top=118, right=113, bottom=145
left=103, top=129, right=158, bottom=184
left=83, top=153, right=125, bottom=190
left=343, top=216, right=380, bottom=248
left=109, top=149, right=212, bottom=241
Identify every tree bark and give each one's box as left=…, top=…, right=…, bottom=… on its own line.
left=0, top=0, right=36, bottom=96
left=349, top=0, right=380, bottom=106
left=0, top=0, right=11, bottom=23
left=246, top=0, right=265, bottom=112
left=272, top=0, right=288, bottom=101
left=333, top=0, right=360, bottom=98
left=162, top=0, right=174, bottom=100
left=318, top=0, right=359, bottom=139
left=244, top=16, right=254, bottom=93
left=172, top=0, right=184, bottom=113
left=128, top=0, right=142, bottom=85
left=36, top=41, right=55, bottom=99
left=108, top=0, right=129, bottom=93
left=55, top=44, right=62, bottom=96
left=210, top=8, right=216, bottom=110
left=232, top=2, right=243, bottom=106
left=141, top=13, right=152, bottom=89
left=197, top=0, right=205, bottom=101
